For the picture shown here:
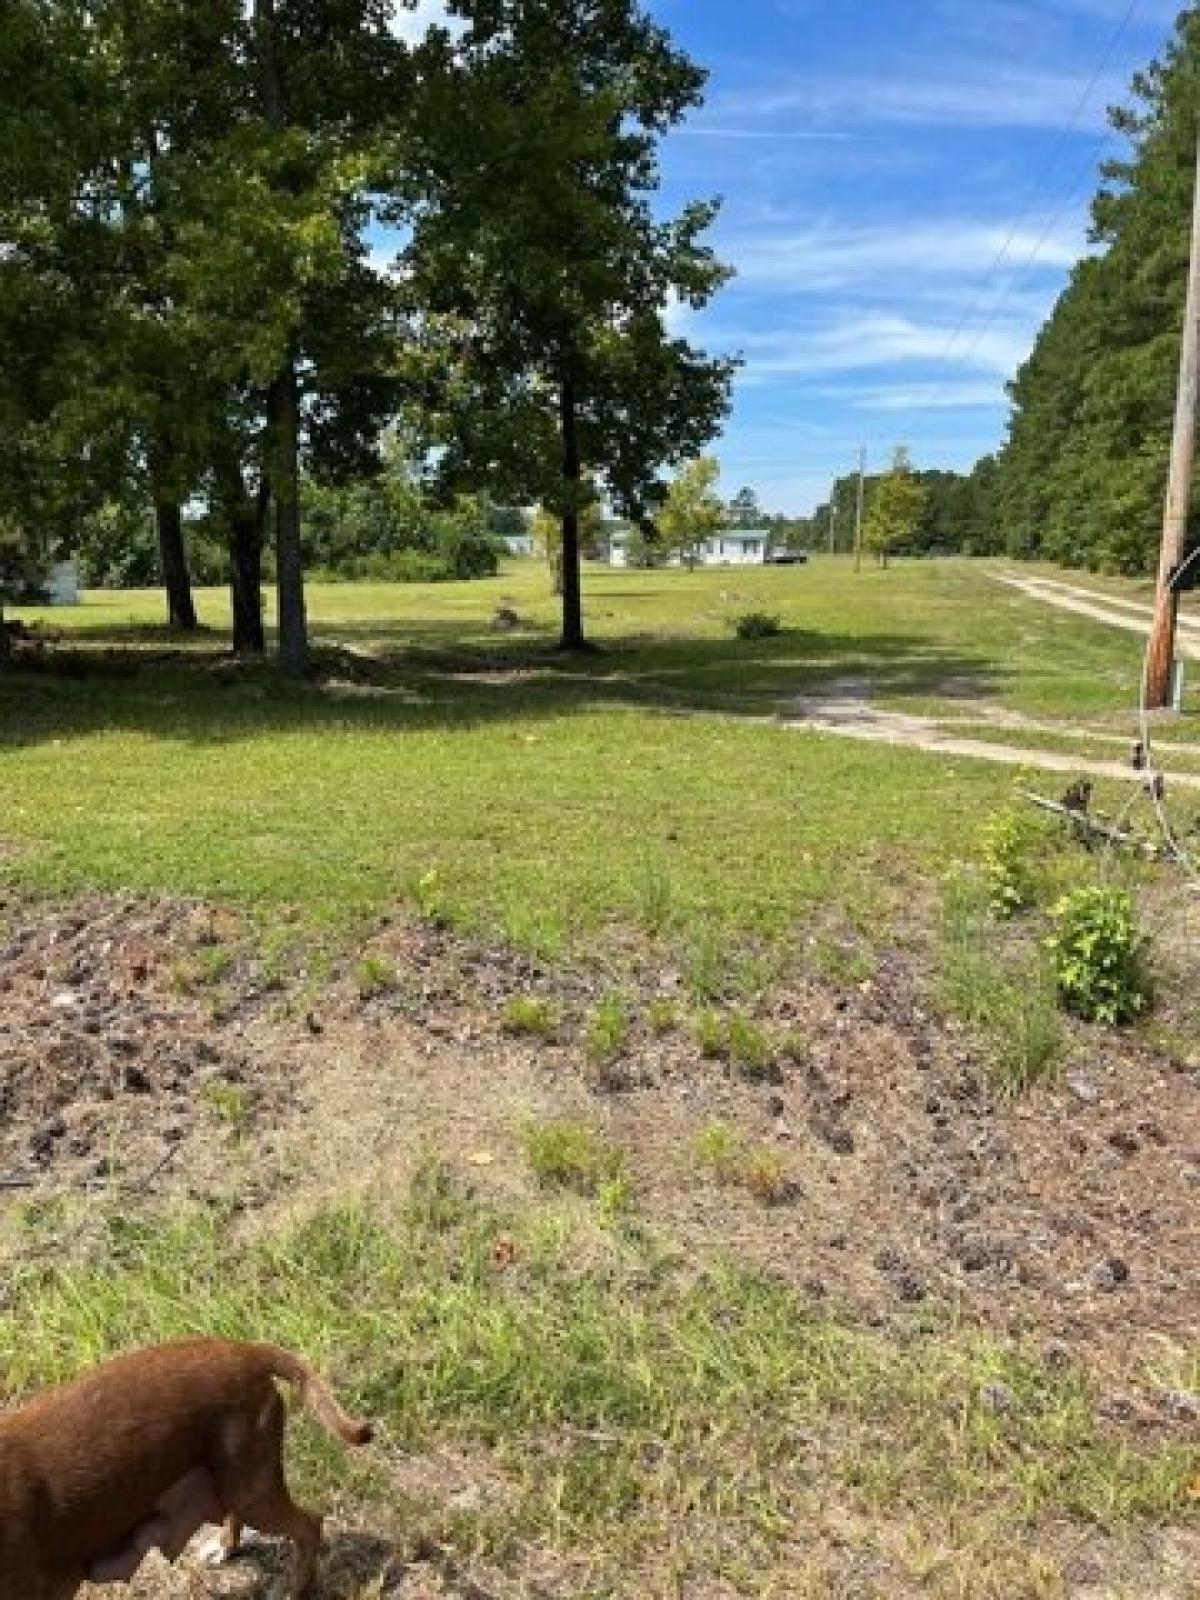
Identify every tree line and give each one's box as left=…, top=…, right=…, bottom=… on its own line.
left=0, top=0, right=734, bottom=665
left=965, top=9, right=1200, bottom=573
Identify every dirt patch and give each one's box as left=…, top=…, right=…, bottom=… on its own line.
left=991, top=573, right=1200, bottom=660
left=782, top=693, right=1200, bottom=788
left=2, top=896, right=1198, bottom=1393
left=0, top=892, right=297, bottom=1207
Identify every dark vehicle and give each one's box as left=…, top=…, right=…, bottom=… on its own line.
left=766, top=550, right=808, bottom=565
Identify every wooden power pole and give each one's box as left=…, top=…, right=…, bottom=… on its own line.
left=1145, top=124, right=1200, bottom=709
left=853, top=447, right=867, bottom=573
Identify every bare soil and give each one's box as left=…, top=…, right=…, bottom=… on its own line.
left=2, top=893, right=1197, bottom=1389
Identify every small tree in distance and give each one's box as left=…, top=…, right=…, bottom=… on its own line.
left=660, top=456, right=724, bottom=569
left=863, top=447, right=926, bottom=569
left=533, top=500, right=604, bottom=594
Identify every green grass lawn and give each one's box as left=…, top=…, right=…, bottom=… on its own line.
left=2, top=557, right=1190, bottom=956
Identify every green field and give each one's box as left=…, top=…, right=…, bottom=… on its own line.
left=3, top=557, right=1182, bottom=956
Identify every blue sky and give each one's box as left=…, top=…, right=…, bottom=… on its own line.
left=394, top=0, right=1181, bottom=515
left=651, top=0, right=1181, bottom=513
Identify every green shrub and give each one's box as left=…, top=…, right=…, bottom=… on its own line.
left=1048, top=886, right=1149, bottom=1026
left=522, top=1120, right=626, bottom=1194
left=727, top=1013, right=776, bottom=1081
left=355, top=955, right=397, bottom=999
left=693, top=1120, right=792, bottom=1205
left=585, top=994, right=631, bottom=1069
left=501, top=995, right=558, bottom=1039
left=733, top=611, right=783, bottom=640
left=647, top=998, right=679, bottom=1036
left=980, top=805, right=1038, bottom=918
left=695, top=1010, right=726, bottom=1059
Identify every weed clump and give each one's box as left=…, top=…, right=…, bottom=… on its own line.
left=501, top=995, right=558, bottom=1039
left=733, top=611, right=783, bottom=640
left=1048, top=886, right=1149, bottom=1026
left=522, top=1120, right=627, bottom=1196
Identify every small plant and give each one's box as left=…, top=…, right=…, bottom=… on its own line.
left=636, top=865, right=674, bottom=937
left=202, top=1078, right=250, bottom=1130
left=355, top=955, right=397, bottom=1000
left=412, top=868, right=450, bottom=928
left=405, top=1151, right=470, bottom=1233
left=693, top=1119, right=743, bottom=1183
left=501, top=994, right=558, bottom=1039
left=172, top=944, right=234, bottom=994
left=596, top=1171, right=635, bottom=1221
left=693, top=1120, right=792, bottom=1205
left=732, top=611, right=783, bottom=640
left=682, top=925, right=726, bottom=1004
left=1048, top=886, right=1149, bottom=1026
left=740, top=1146, right=793, bottom=1207
left=522, top=1119, right=626, bottom=1195
left=585, top=993, right=631, bottom=1069
left=647, top=997, right=679, bottom=1036
left=727, top=1012, right=777, bottom=1082
left=939, top=872, right=1064, bottom=1093
left=695, top=1010, right=727, bottom=1060
left=980, top=805, right=1037, bottom=918
left=809, top=935, right=875, bottom=986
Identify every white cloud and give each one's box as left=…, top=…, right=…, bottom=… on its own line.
left=716, top=63, right=1127, bottom=133
left=846, top=380, right=1006, bottom=413
left=721, top=221, right=1084, bottom=294
left=732, top=311, right=1031, bottom=384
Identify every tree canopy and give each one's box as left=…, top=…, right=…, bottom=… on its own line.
left=981, top=10, right=1200, bottom=573
left=399, top=0, right=735, bottom=647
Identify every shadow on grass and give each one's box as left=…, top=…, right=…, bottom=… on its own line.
left=0, top=610, right=1009, bottom=754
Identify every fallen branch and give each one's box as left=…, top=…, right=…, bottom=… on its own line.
left=1018, top=790, right=1165, bottom=857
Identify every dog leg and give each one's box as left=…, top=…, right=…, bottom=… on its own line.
left=214, top=1388, right=323, bottom=1598
left=221, top=1514, right=244, bottom=1558
left=234, top=1485, right=322, bottom=1599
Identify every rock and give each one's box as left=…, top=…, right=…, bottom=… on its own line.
left=1066, top=1073, right=1100, bottom=1105
left=958, top=1240, right=993, bottom=1274
left=1089, top=1257, right=1130, bottom=1293
left=50, top=991, right=77, bottom=1010
left=1107, top=1129, right=1140, bottom=1157
left=122, top=1064, right=152, bottom=1094
left=812, top=1119, right=856, bottom=1156
left=892, top=1271, right=927, bottom=1304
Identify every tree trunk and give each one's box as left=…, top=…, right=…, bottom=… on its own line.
left=230, top=485, right=268, bottom=655
left=558, top=369, right=585, bottom=650
left=155, top=497, right=198, bottom=632
left=269, top=367, right=307, bottom=676
left=257, top=0, right=308, bottom=678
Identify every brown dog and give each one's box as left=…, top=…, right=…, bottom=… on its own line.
left=0, top=1337, right=373, bottom=1599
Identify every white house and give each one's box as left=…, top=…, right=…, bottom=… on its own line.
left=608, top=528, right=769, bottom=568
left=502, top=533, right=536, bottom=557
left=47, top=560, right=80, bottom=606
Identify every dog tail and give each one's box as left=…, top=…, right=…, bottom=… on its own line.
left=258, top=1344, right=374, bottom=1447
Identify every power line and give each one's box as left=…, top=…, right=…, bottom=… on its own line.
left=931, top=0, right=1146, bottom=375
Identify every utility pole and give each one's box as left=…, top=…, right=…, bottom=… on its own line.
left=853, top=447, right=867, bottom=573
left=1146, top=124, right=1200, bottom=710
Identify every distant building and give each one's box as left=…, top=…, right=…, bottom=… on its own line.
left=47, top=560, right=80, bottom=606
left=608, top=529, right=770, bottom=568
left=502, top=534, right=536, bottom=557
